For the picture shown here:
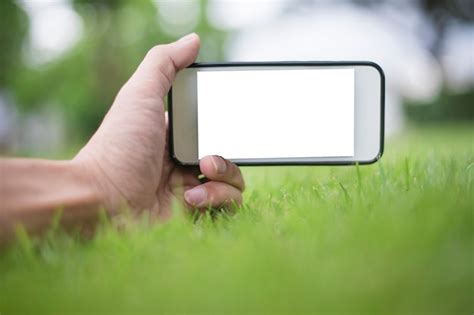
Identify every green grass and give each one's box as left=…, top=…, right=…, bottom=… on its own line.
left=1, top=126, right=473, bottom=314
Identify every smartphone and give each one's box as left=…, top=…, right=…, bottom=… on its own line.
left=169, top=61, right=384, bottom=166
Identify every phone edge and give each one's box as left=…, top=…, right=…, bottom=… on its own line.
left=168, top=61, right=385, bottom=167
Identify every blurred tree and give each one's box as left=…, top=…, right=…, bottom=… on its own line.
left=404, top=89, right=474, bottom=123
left=353, top=0, right=473, bottom=60
left=411, top=0, right=474, bottom=123
left=0, top=0, right=28, bottom=89
left=419, top=0, right=473, bottom=58
left=11, top=0, right=226, bottom=143
left=353, top=0, right=474, bottom=123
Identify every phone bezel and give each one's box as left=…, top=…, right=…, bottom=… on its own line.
left=168, top=61, right=385, bottom=166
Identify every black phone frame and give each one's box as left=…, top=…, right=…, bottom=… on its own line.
left=168, top=61, right=385, bottom=166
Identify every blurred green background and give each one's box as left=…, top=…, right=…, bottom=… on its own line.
left=1, top=0, right=227, bottom=155
left=0, top=0, right=472, bottom=157
left=1, top=1, right=473, bottom=314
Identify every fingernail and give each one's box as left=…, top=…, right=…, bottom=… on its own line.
left=211, top=155, right=227, bottom=174
left=178, top=32, right=198, bottom=42
left=184, top=187, right=208, bottom=207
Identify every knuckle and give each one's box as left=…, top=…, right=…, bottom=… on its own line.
left=231, top=165, right=245, bottom=191
left=204, top=185, right=218, bottom=202
left=147, top=45, right=166, bottom=58
left=226, top=162, right=237, bottom=177
left=146, top=45, right=176, bottom=83
left=203, top=182, right=243, bottom=209
left=207, top=183, right=237, bottom=202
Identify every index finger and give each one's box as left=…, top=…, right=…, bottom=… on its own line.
left=199, top=156, right=245, bottom=191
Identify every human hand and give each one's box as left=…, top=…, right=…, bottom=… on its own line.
left=73, top=33, right=245, bottom=219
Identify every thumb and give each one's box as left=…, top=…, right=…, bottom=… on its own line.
left=126, top=33, right=200, bottom=98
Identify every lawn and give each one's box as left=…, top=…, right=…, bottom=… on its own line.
left=1, top=125, right=473, bottom=314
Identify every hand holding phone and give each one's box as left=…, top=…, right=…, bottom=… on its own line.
left=74, top=34, right=245, bottom=216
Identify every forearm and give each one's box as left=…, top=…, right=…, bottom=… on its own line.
left=0, top=158, right=102, bottom=244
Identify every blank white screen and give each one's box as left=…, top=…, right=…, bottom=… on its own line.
left=197, top=69, right=354, bottom=159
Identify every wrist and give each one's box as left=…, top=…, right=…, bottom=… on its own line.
left=69, top=157, right=124, bottom=216
left=67, top=159, right=111, bottom=213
